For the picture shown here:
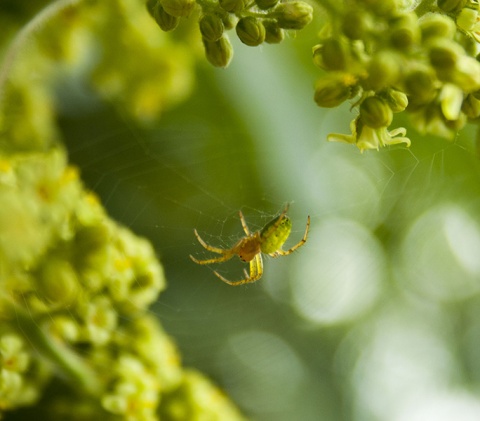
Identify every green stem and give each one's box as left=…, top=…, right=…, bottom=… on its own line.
left=0, top=0, right=83, bottom=104
left=9, top=299, right=101, bottom=396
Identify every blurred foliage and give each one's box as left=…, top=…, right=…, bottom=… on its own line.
left=2, top=0, right=480, bottom=421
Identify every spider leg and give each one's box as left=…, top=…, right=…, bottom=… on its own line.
left=190, top=253, right=233, bottom=265
left=213, top=254, right=263, bottom=286
left=271, top=215, right=311, bottom=257
left=239, top=210, right=251, bottom=235
left=193, top=229, right=228, bottom=254
left=191, top=229, right=234, bottom=264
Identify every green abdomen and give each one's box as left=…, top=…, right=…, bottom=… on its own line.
left=260, top=216, right=292, bottom=254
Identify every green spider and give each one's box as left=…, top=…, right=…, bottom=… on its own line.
left=189, top=205, right=310, bottom=286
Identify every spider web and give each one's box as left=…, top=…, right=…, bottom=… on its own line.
left=58, top=40, right=480, bottom=421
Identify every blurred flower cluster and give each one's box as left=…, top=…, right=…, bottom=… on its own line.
left=313, top=0, right=480, bottom=151
left=146, top=0, right=313, bottom=67
left=0, top=0, right=244, bottom=419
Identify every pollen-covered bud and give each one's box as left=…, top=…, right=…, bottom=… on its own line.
left=389, top=13, right=420, bottom=50
left=152, top=3, right=180, bottom=31
left=360, top=96, right=393, bottom=129
left=419, top=14, right=456, bottom=41
left=437, top=0, right=467, bottom=12
left=379, top=89, right=408, bottom=113
left=273, top=2, right=313, bottom=30
left=314, top=73, right=357, bottom=108
left=341, top=9, right=371, bottom=40
left=263, top=20, right=284, bottom=44
left=199, top=14, right=224, bottom=42
left=313, top=38, right=349, bottom=71
left=236, top=17, right=265, bottom=46
left=219, top=0, right=246, bottom=12
left=159, top=0, right=196, bottom=17
left=203, top=35, right=234, bottom=68
left=255, top=0, right=278, bottom=10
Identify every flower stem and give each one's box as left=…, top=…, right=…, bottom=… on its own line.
left=9, top=299, right=101, bottom=396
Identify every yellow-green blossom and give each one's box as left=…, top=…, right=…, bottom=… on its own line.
left=328, top=117, right=411, bottom=152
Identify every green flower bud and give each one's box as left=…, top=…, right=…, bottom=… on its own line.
left=457, top=7, right=478, bottom=32
left=379, top=89, right=409, bottom=113
left=255, top=0, right=279, bottom=10
left=360, top=96, right=393, bottom=128
left=429, top=39, right=463, bottom=70
left=314, top=37, right=349, bottom=71
left=273, top=2, right=313, bottom=30
left=221, top=13, right=236, bottom=30
left=159, top=0, right=196, bottom=17
left=38, top=258, right=79, bottom=305
left=437, top=0, right=467, bottom=13
left=342, top=9, right=372, bottom=40
left=389, top=13, right=420, bottom=50
left=462, top=94, right=480, bottom=119
left=363, top=50, right=402, bottom=91
left=404, top=68, right=437, bottom=104
left=314, top=73, right=357, bottom=108
left=199, top=15, right=225, bottom=42
left=203, top=36, right=234, bottom=68
left=236, top=17, right=265, bottom=47
left=452, top=56, right=480, bottom=92
left=358, top=0, right=397, bottom=17
left=219, top=0, right=246, bottom=13
left=263, top=20, right=284, bottom=44
left=419, top=14, right=456, bottom=41
left=152, top=3, right=180, bottom=31
left=444, top=112, right=467, bottom=131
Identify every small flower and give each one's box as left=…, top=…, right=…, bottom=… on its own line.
left=152, top=3, right=179, bottom=32
left=203, top=35, right=234, bottom=68
left=199, top=15, right=225, bottom=42
left=457, top=5, right=480, bottom=42
left=327, top=117, right=411, bottom=152
left=159, top=0, right=196, bottom=17
left=439, top=83, right=464, bottom=120
left=273, top=2, right=313, bottom=30
left=263, top=20, right=284, bottom=44
left=0, top=335, right=29, bottom=373
left=314, top=72, right=358, bottom=108
left=409, top=103, right=466, bottom=139
left=359, top=96, right=393, bottom=129
left=236, top=17, right=266, bottom=46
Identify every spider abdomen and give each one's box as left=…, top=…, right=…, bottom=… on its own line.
left=260, top=215, right=292, bottom=254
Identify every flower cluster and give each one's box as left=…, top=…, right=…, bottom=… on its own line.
left=313, top=0, right=480, bottom=151
left=0, top=145, right=244, bottom=421
left=0, top=0, right=245, bottom=419
left=146, top=0, right=313, bottom=67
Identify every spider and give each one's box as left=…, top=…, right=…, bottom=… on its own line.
left=189, top=205, right=310, bottom=286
